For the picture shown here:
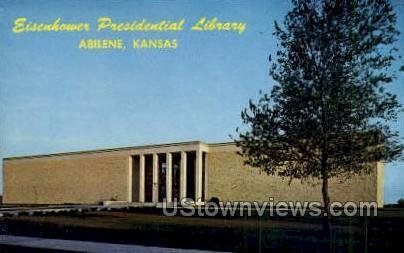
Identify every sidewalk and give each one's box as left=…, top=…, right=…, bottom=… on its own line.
left=0, top=235, right=228, bottom=253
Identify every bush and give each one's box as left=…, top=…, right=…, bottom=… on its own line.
left=208, top=197, right=220, bottom=205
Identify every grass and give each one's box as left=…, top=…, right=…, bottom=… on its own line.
left=1, top=208, right=404, bottom=252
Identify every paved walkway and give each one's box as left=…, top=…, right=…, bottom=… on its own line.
left=0, top=204, right=123, bottom=217
left=0, top=235, right=228, bottom=253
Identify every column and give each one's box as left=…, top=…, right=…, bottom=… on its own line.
left=128, top=156, right=133, bottom=202
left=139, top=154, right=145, bottom=203
left=195, top=150, right=203, bottom=203
left=166, top=152, right=172, bottom=203
left=152, top=153, right=159, bottom=203
left=180, top=151, right=187, bottom=200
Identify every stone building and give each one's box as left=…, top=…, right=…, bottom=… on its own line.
left=2, top=141, right=384, bottom=207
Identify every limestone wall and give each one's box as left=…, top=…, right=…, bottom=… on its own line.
left=3, top=152, right=130, bottom=204
left=206, top=144, right=383, bottom=207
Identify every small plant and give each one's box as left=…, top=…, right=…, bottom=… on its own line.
left=208, top=197, right=220, bottom=205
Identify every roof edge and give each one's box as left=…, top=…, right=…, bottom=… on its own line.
left=3, top=141, right=205, bottom=161
left=3, top=141, right=236, bottom=161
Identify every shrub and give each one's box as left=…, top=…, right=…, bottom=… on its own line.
left=208, top=197, right=220, bottom=205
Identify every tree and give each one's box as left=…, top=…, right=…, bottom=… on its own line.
left=235, top=0, right=402, bottom=233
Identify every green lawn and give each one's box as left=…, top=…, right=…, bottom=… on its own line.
left=1, top=208, right=403, bottom=252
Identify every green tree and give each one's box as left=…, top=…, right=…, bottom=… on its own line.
left=235, top=0, right=402, bottom=232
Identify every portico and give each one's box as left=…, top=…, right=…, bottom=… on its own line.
left=129, top=142, right=208, bottom=204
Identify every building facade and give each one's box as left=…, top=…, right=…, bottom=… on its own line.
left=3, top=141, right=384, bottom=207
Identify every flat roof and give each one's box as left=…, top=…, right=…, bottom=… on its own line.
left=3, top=141, right=236, bottom=160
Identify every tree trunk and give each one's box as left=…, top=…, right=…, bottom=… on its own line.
left=322, top=172, right=331, bottom=235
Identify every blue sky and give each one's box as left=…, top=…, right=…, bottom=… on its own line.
left=0, top=0, right=403, bottom=203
